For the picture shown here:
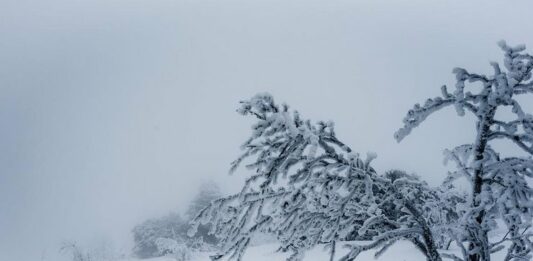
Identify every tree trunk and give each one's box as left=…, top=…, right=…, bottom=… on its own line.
left=422, top=226, right=442, bottom=261
left=468, top=105, right=496, bottom=261
left=402, top=201, right=442, bottom=261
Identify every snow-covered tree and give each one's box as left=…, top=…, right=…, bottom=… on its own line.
left=132, top=183, right=222, bottom=258
left=186, top=181, right=222, bottom=248
left=186, top=182, right=222, bottom=220
left=132, top=212, right=187, bottom=258
left=189, top=94, right=457, bottom=261
left=155, top=237, right=192, bottom=261
left=395, top=41, right=533, bottom=261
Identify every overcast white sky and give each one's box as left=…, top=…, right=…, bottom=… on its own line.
left=1, top=0, right=533, bottom=260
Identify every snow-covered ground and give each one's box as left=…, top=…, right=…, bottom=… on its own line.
left=236, top=241, right=425, bottom=261
left=120, top=241, right=426, bottom=261
left=119, top=240, right=510, bottom=261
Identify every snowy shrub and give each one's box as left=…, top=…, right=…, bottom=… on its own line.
left=155, top=238, right=192, bottom=261
left=132, top=182, right=222, bottom=258
left=185, top=181, right=222, bottom=248
left=132, top=212, right=188, bottom=258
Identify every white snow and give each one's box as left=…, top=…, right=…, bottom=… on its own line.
left=120, top=241, right=425, bottom=261
left=117, top=240, right=513, bottom=261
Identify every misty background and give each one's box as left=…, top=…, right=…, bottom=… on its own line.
left=1, top=0, right=533, bottom=260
